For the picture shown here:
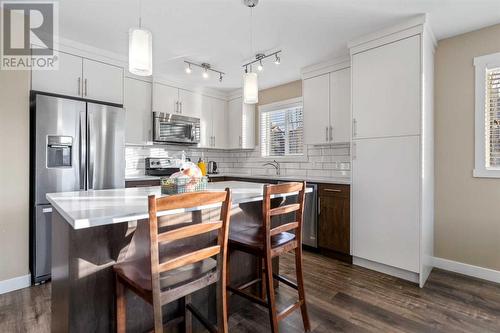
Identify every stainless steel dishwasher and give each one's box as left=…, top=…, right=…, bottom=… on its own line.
left=277, top=182, right=318, bottom=248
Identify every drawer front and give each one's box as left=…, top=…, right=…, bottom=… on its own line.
left=208, top=176, right=226, bottom=182
left=125, top=179, right=161, bottom=188
left=318, top=184, right=350, bottom=198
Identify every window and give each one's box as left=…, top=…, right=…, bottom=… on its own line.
left=259, top=98, right=304, bottom=157
left=474, top=53, right=500, bottom=178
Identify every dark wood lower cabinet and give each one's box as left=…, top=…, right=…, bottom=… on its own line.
left=208, top=176, right=226, bottom=182
left=125, top=179, right=161, bottom=188
left=318, top=184, right=351, bottom=263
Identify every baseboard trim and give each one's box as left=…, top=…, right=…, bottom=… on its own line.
left=433, top=257, right=500, bottom=284
left=353, top=257, right=419, bottom=284
left=0, top=274, right=31, bottom=295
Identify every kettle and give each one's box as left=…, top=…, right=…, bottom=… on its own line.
left=207, top=161, right=218, bottom=174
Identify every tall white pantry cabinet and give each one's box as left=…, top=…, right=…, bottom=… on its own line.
left=349, top=16, right=435, bottom=287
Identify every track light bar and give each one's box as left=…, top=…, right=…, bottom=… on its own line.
left=184, top=61, right=225, bottom=82
left=242, top=50, right=282, bottom=70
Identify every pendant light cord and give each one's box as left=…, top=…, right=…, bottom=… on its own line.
left=250, top=7, right=253, bottom=55
left=138, top=0, right=142, bottom=28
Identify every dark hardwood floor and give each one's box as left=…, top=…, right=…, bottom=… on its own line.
left=1, top=251, right=500, bottom=332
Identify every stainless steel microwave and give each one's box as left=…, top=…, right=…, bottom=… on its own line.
left=153, top=112, right=200, bottom=144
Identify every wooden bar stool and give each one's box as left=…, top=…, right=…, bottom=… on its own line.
left=113, top=189, right=232, bottom=333
left=227, top=182, right=310, bottom=332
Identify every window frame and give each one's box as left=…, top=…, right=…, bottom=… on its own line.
left=258, top=97, right=307, bottom=161
left=474, top=52, right=500, bottom=178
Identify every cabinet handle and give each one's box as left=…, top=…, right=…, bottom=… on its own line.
left=175, top=101, right=179, bottom=113
left=352, top=142, right=356, bottom=160
left=77, top=77, right=81, bottom=96
left=213, top=136, right=216, bottom=147
left=318, top=197, right=321, bottom=215
left=84, top=78, right=88, bottom=96
left=239, top=136, right=242, bottom=147
left=324, top=188, right=341, bottom=193
left=353, top=118, right=357, bottom=137
left=180, top=102, right=182, bottom=114
left=329, top=126, right=333, bottom=141
left=325, top=127, right=328, bottom=142
left=42, top=207, right=52, bottom=213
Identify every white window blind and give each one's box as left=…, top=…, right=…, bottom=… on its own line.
left=486, top=68, right=500, bottom=168
left=260, top=103, right=303, bottom=157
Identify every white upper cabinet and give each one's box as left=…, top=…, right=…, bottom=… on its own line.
left=152, top=83, right=179, bottom=114
left=178, top=89, right=202, bottom=118
left=352, top=35, right=420, bottom=139
left=330, top=67, right=351, bottom=143
left=199, top=95, right=212, bottom=148
left=199, top=96, right=227, bottom=149
left=228, top=98, right=243, bottom=149
left=32, top=51, right=124, bottom=104
left=82, top=58, right=123, bottom=105
left=32, top=51, right=82, bottom=98
left=303, top=68, right=351, bottom=145
left=211, top=98, right=227, bottom=149
left=124, top=77, right=152, bottom=144
left=228, top=97, right=255, bottom=149
left=303, top=73, right=330, bottom=145
left=241, top=103, right=256, bottom=149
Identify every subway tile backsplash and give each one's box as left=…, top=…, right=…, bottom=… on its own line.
left=125, top=144, right=351, bottom=179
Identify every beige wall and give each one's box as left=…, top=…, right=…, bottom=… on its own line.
left=255, top=80, right=303, bottom=139
left=435, top=24, right=500, bottom=271
left=258, top=80, right=302, bottom=106
left=0, top=69, right=30, bottom=281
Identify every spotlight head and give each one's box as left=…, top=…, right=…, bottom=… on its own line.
left=202, top=70, right=209, bottom=79
left=219, top=73, right=223, bottom=82
left=274, top=55, right=280, bottom=65
left=257, top=60, right=263, bottom=71
left=185, top=64, right=192, bottom=74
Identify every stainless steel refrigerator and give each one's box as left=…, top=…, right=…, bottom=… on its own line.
left=30, top=92, right=125, bottom=284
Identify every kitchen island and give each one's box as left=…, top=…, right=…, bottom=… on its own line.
left=47, top=181, right=309, bottom=332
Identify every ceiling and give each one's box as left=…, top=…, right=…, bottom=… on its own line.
left=57, top=0, right=500, bottom=92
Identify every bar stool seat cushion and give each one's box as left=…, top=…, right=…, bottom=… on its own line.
left=229, top=226, right=295, bottom=253
left=114, top=257, right=217, bottom=292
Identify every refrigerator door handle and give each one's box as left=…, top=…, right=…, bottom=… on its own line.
left=79, top=110, right=86, bottom=190
left=87, top=111, right=94, bottom=190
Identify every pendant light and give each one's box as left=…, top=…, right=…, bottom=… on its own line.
left=243, top=0, right=259, bottom=104
left=129, top=0, right=152, bottom=76
left=243, top=67, right=258, bottom=104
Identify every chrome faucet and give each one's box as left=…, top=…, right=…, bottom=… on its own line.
left=263, top=160, right=281, bottom=176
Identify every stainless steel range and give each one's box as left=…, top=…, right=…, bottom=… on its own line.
left=145, top=157, right=179, bottom=177
left=30, top=92, right=125, bottom=284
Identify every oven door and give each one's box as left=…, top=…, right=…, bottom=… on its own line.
left=153, top=113, right=200, bottom=144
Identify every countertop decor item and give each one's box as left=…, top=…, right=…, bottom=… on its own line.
left=160, top=161, right=206, bottom=194
left=161, top=176, right=208, bottom=194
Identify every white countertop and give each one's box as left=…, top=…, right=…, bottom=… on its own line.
left=125, top=173, right=351, bottom=185
left=47, top=181, right=311, bottom=230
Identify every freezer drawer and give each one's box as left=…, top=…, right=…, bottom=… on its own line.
left=34, top=205, right=52, bottom=282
